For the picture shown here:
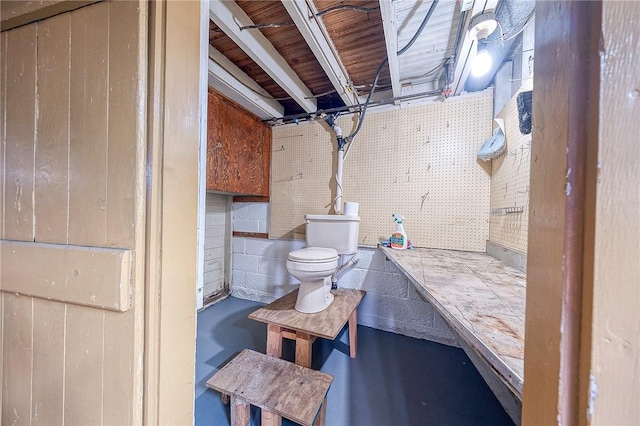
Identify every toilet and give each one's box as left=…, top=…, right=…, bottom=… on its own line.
left=286, top=214, right=360, bottom=313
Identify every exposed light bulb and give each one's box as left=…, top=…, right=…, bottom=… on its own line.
left=471, top=49, right=492, bottom=77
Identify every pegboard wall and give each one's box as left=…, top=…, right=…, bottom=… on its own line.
left=489, top=80, right=533, bottom=254
left=270, top=90, right=493, bottom=252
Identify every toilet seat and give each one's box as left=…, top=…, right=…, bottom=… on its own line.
left=288, top=247, right=338, bottom=263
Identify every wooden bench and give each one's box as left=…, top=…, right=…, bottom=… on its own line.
left=206, top=349, right=333, bottom=426
left=248, top=288, right=365, bottom=368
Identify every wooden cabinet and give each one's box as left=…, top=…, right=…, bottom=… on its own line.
left=206, top=88, right=271, bottom=196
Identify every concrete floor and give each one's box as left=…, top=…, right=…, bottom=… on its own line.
left=195, top=296, right=514, bottom=426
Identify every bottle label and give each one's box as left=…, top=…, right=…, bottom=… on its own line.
left=390, top=232, right=405, bottom=249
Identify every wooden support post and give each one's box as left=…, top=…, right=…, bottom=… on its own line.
left=295, top=332, right=313, bottom=368
left=313, top=397, right=327, bottom=426
left=230, top=398, right=250, bottom=426
left=349, top=310, right=358, bottom=358
left=220, top=393, right=229, bottom=405
left=262, top=409, right=281, bottom=426
left=266, top=324, right=282, bottom=358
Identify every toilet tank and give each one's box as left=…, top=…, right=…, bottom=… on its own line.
left=305, top=214, right=360, bottom=255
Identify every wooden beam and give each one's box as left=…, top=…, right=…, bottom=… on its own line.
left=209, top=0, right=317, bottom=113
left=281, top=0, right=359, bottom=107
left=208, top=46, right=284, bottom=120
left=0, top=240, right=131, bottom=311
left=379, top=0, right=401, bottom=100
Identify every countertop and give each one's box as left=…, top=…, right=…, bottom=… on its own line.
left=379, top=246, right=526, bottom=397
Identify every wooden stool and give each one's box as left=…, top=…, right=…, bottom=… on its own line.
left=249, top=289, right=365, bottom=368
left=206, top=349, right=333, bottom=426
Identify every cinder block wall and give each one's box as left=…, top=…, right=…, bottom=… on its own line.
left=203, top=194, right=228, bottom=297
left=231, top=202, right=457, bottom=346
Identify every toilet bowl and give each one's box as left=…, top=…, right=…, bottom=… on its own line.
left=287, top=213, right=360, bottom=314
left=286, top=247, right=338, bottom=313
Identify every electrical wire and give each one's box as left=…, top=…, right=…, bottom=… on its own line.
left=239, top=5, right=381, bottom=31
left=315, top=5, right=380, bottom=18
left=343, top=0, right=440, bottom=158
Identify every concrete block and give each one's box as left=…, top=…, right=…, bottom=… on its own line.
left=203, top=258, right=222, bottom=273
left=244, top=272, right=298, bottom=295
left=358, top=292, right=435, bottom=327
left=232, top=270, right=246, bottom=288
left=204, top=247, right=224, bottom=262
left=357, top=313, right=458, bottom=346
left=351, top=248, right=386, bottom=272
left=259, top=219, right=269, bottom=234
left=234, top=219, right=260, bottom=233
left=232, top=202, right=249, bottom=219
left=244, top=238, right=273, bottom=256
left=231, top=286, right=275, bottom=304
left=232, top=238, right=245, bottom=254
left=257, top=256, right=289, bottom=279
left=433, top=311, right=458, bottom=342
left=233, top=253, right=259, bottom=273
left=247, top=203, right=269, bottom=221
left=203, top=279, right=224, bottom=296
left=204, top=234, right=225, bottom=249
left=206, top=224, right=226, bottom=238
left=204, top=270, right=223, bottom=286
left=339, top=269, right=409, bottom=298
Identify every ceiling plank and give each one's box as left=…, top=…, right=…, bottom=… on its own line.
left=281, top=0, right=359, bottom=106
left=379, top=0, right=401, bottom=101
left=209, top=0, right=317, bottom=113
left=208, top=46, right=284, bottom=120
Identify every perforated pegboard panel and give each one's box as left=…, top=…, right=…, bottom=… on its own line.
left=489, top=80, right=533, bottom=254
left=270, top=90, right=493, bottom=252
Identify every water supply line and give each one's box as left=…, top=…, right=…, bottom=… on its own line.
left=331, top=255, right=359, bottom=289
left=342, top=0, right=440, bottom=158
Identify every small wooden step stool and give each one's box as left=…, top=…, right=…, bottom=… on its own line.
left=206, top=349, right=333, bottom=426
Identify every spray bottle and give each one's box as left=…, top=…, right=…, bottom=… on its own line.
left=390, top=214, right=408, bottom=250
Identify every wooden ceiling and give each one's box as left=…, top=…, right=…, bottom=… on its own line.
left=208, top=0, right=505, bottom=122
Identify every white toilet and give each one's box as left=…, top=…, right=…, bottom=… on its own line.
left=286, top=214, right=360, bottom=313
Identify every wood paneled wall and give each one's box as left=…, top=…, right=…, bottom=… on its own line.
left=206, top=87, right=271, bottom=196
left=0, top=2, right=146, bottom=424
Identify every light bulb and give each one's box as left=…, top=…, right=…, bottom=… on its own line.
left=471, top=49, right=492, bottom=77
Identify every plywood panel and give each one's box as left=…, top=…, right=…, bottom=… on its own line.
left=64, top=305, right=104, bottom=425
left=4, top=23, right=37, bottom=242
left=207, top=88, right=271, bottom=196
left=31, top=298, right=65, bottom=426
left=0, top=240, right=132, bottom=311
left=270, top=91, right=493, bottom=251
left=489, top=80, right=533, bottom=254
left=35, top=12, right=71, bottom=244
left=2, top=294, right=33, bottom=426
left=69, top=2, right=109, bottom=246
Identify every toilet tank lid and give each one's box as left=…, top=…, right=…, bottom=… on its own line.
left=305, top=214, right=360, bottom=222
left=288, top=247, right=338, bottom=262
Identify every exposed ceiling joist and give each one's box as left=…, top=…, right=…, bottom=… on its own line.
left=208, top=46, right=284, bottom=120
left=209, top=0, right=317, bottom=113
left=451, top=0, right=499, bottom=95
left=379, top=0, right=401, bottom=101
left=281, top=0, right=359, bottom=107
